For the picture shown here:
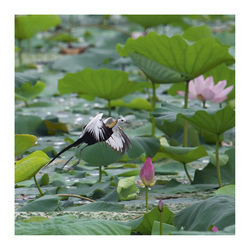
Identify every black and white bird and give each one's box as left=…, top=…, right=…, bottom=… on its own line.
left=45, top=113, right=131, bottom=168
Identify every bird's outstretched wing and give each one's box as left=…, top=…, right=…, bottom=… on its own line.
left=81, top=113, right=113, bottom=142
left=105, top=127, right=131, bottom=154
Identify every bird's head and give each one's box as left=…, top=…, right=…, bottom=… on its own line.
left=117, top=116, right=127, bottom=124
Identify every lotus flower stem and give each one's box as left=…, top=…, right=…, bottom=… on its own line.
left=183, top=80, right=189, bottom=147
left=216, top=134, right=222, bottom=187
left=98, top=166, right=103, bottom=182
left=33, top=174, right=44, bottom=197
left=145, top=186, right=149, bottom=212
left=183, top=163, right=192, bottom=184
left=160, top=212, right=163, bottom=235
left=151, top=82, right=157, bottom=136
left=202, top=101, right=206, bottom=108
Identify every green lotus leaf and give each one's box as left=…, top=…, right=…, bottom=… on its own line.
left=183, top=25, right=212, bottom=42
left=117, top=176, right=138, bottom=201
left=179, top=105, right=235, bottom=135
left=127, top=136, right=161, bottom=159
left=160, top=145, right=208, bottom=164
left=117, top=32, right=234, bottom=83
left=15, top=215, right=131, bottom=235
left=15, top=15, right=61, bottom=40
left=15, top=81, right=46, bottom=102
left=124, top=15, right=189, bottom=29
left=192, top=148, right=235, bottom=185
left=110, top=97, right=153, bottom=111
left=215, top=184, right=235, bottom=197
left=127, top=206, right=174, bottom=235
left=18, top=195, right=60, bottom=212
left=48, top=33, right=78, bottom=42
left=151, top=221, right=177, bottom=235
left=58, top=68, right=150, bottom=100
left=77, top=142, right=123, bottom=166
left=15, top=151, right=50, bottom=183
left=15, top=134, right=37, bottom=156
left=174, top=195, right=235, bottom=231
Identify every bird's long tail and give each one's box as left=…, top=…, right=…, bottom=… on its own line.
left=45, top=136, right=86, bottom=167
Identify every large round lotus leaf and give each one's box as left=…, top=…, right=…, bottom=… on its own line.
left=15, top=151, right=50, bottom=183
left=124, top=15, right=189, bottom=29
left=117, top=32, right=234, bottom=83
left=161, top=145, right=208, bottom=164
left=15, top=134, right=37, bottom=156
left=179, top=105, right=235, bottom=135
left=76, top=142, right=122, bottom=166
left=58, top=67, right=150, bottom=100
left=15, top=15, right=61, bottom=40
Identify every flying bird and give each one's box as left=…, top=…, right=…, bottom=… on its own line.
left=45, top=113, right=131, bottom=168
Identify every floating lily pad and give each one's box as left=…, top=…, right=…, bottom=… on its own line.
left=215, top=184, right=235, bottom=197
left=18, top=195, right=60, bottom=212
left=15, top=215, right=131, bottom=235
left=15, top=134, right=37, bottom=156
left=15, top=151, right=50, bottom=183
left=66, top=201, right=125, bottom=212
left=174, top=195, right=235, bottom=231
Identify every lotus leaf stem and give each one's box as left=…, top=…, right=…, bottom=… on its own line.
left=183, top=163, right=192, bottom=184
left=33, top=174, right=44, bottom=197
left=98, top=166, right=103, bottom=182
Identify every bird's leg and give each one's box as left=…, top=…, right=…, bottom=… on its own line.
left=68, top=144, right=89, bottom=170
left=62, top=155, right=75, bottom=169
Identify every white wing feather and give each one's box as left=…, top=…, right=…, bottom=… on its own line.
left=82, top=113, right=106, bottom=140
left=105, top=127, right=130, bottom=153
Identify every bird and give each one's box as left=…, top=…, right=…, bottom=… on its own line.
left=45, top=113, right=131, bottom=168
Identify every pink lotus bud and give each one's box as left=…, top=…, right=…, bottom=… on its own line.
left=158, top=199, right=164, bottom=212
left=211, top=226, right=219, bottom=232
left=140, top=157, right=156, bottom=187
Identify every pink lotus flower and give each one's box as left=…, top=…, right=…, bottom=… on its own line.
left=178, top=75, right=233, bottom=104
left=131, top=31, right=146, bottom=40
left=138, top=157, right=156, bottom=187
left=211, top=225, right=219, bottom=232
